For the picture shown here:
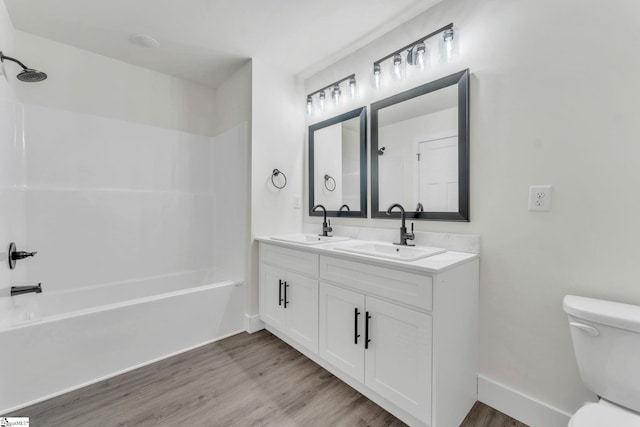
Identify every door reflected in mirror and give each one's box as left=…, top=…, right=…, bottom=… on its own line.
left=309, top=107, right=367, bottom=218
left=372, top=69, right=469, bottom=221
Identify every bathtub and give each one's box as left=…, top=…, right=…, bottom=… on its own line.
left=0, top=269, right=245, bottom=414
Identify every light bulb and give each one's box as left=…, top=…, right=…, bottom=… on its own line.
left=391, top=53, right=403, bottom=80
left=443, top=28, right=454, bottom=43
left=373, top=64, right=381, bottom=89
left=415, top=42, right=426, bottom=71
left=441, top=28, right=456, bottom=62
left=349, top=76, right=357, bottom=99
left=318, top=90, right=326, bottom=112
left=332, top=84, right=341, bottom=105
left=306, top=96, right=313, bottom=115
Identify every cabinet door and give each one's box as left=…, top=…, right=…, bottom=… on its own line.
left=364, top=296, right=432, bottom=423
left=259, top=264, right=285, bottom=331
left=319, top=282, right=365, bottom=382
left=285, top=272, right=319, bottom=354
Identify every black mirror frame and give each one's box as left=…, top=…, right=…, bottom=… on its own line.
left=371, top=69, right=470, bottom=221
left=309, top=106, right=367, bottom=218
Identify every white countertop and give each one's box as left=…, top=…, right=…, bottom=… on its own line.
left=256, top=235, right=479, bottom=274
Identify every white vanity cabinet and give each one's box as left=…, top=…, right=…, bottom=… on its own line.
left=319, top=282, right=432, bottom=421
left=259, top=244, right=319, bottom=354
left=319, top=255, right=434, bottom=422
left=258, top=239, right=479, bottom=427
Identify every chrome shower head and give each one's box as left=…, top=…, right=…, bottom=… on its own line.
left=0, top=51, right=47, bottom=82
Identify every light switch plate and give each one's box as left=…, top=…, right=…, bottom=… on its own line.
left=528, top=185, right=552, bottom=211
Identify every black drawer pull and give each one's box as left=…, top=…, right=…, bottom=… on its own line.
left=365, top=311, right=372, bottom=349
left=354, top=308, right=361, bottom=344
left=278, top=279, right=283, bottom=306
left=284, top=282, right=289, bottom=308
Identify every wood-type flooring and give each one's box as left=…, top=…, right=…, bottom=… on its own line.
left=5, top=330, right=528, bottom=427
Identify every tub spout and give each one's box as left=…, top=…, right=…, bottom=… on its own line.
left=11, top=283, right=42, bottom=296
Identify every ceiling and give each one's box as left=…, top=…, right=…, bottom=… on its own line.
left=4, top=0, right=441, bottom=89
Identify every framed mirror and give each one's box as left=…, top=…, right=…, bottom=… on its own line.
left=371, top=69, right=469, bottom=221
left=309, top=107, right=367, bottom=218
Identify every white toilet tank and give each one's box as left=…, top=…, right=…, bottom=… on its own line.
left=563, top=295, right=640, bottom=413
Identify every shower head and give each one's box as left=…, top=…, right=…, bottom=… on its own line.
left=0, top=51, right=47, bottom=82
left=16, top=68, right=47, bottom=82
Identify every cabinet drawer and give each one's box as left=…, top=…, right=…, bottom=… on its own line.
left=319, top=255, right=432, bottom=312
left=260, top=243, right=319, bottom=277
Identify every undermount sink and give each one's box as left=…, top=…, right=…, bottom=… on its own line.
left=270, top=234, right=350, bottom=245
left=334, top=242, right=446, bottom=262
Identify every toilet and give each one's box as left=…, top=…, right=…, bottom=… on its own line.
left=563, top=295, right=640, bottom=426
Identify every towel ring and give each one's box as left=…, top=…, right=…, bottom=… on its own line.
left=324, top=174, right=336, bottom=192
left=271, top=169, right=287, bottom=189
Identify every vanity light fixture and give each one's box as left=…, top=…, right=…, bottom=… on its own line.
left=306, top=74, right=356, bottom=115
left=372, top=23, right=456, bottom=88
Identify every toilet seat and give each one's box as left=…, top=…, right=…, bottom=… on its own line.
left=569, top=403, right=640, bottom=427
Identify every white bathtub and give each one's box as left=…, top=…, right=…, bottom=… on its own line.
left=0, top=269, right=245, bottom=414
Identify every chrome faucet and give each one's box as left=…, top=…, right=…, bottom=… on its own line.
left=312, top=204, right=332, bottom=237
left=386, top=203, right=415, bottom=246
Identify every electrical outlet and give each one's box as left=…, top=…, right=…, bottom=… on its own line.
left=528, top=185, right=552, bottom=211
left=293, top=195, right=302, bottom=209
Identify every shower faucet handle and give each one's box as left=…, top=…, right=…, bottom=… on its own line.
left=12, top=250, right=37, bottom=260
left=7, top=242, right=37, bottom=270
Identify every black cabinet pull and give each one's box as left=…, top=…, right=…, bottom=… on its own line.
left=354, top=308, right=361, bottom=344
left=278, top=279, right=283, bottom=306
left=365, top=311, right=372, bottom=349
left=284, top=282, right=289, bottom=308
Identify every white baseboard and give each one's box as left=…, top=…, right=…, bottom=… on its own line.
left=478, top=375, right=571, bottom=427
left=244, top=313, right=265, bottom=333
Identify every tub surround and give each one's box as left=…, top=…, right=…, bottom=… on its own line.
left=257, top=232, right=479, bottom=427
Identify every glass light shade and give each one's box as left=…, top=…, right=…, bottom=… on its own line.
left=306, top=96, right=313, bottom=115
left=332, top=85, right=341, bottom=105
left=391, top=53, right=404, bottom=80
left=440, top=28, right=457, bottom=62
left=372, top=64, right=381, bottom=89
left=318, top=90, right=326, bottom=112
left=349, top=76, right=357, bottom=99
left=415, top=43, right=426, bottom=72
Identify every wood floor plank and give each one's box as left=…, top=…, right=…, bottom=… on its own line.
left=5, top=330, right=528, bottom=427
left=460, top=401, right=529, bottom=427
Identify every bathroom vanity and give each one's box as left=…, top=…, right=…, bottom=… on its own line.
left=257, top=236, right=479, bottom=427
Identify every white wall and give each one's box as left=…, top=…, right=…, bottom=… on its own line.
left=12, top=31, right=217, bottom=136
left=249, top=59, right=304, bottom=315
left=0, top=0, right=26, bottom=289
left=213, top=60, right=251, bottom=136
left=303, top=0, right=640, bottom=420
